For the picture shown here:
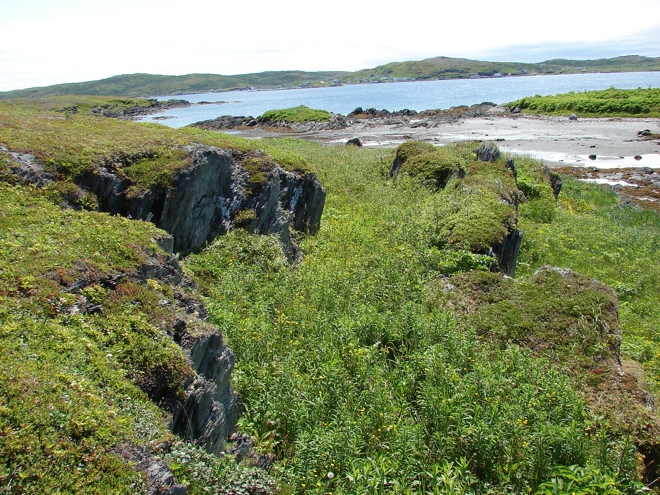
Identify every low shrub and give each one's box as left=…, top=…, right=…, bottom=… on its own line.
left=261, top=105, right=331, bottom=123
left=401, top=148, right=465, bottom=189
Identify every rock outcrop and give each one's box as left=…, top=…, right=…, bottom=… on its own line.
left=191, top=114, right=349, bottom=132
left=143, top=259, right=242, bottom=460
left=491, top=229, right=523, bottom=277
left=132, top=250, right=240, bottom=455
left=60, top=247, right=240, bottom=481
left=475, top=143, right=501, bottom=162
left=78, top=145, right=325, bottom=257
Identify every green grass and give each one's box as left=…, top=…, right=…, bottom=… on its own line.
left=0, top=98, right=311, bottom=205
left=183, top=141, right=647, bottom=494
left=2, top=98, right=660, bottom=494
left=0, top=184, right=175, bottom=491
left=0, top=183, right=278, bottom=494
left=261, top=105, right=332, bottom=123
left=508, top=88, right=660, bottom=117
left=518, top=177, right=660, bottom=392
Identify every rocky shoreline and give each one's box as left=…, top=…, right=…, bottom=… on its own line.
left=190, top=106, right=660, bottom=210
left=190, top=102, right=507, bottom=133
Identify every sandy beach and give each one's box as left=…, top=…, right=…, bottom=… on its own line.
left=225, top=110, right=660, bottom=207
left=305, top=114, right=660, bottom=166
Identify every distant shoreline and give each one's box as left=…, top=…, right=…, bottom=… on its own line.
left=158, top=70, right=660, bottom=99
left=2, top=54, right=658, bottom=99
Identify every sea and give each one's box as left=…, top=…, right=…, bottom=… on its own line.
left=141, top=71, right=660, bottom=128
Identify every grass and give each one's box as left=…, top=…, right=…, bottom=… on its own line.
left=0, top=182, right=277, bottom=494
left=0, top=98, right=313, bottom=207
left=183, top=140, right=649, bottom=494
left=0, top=183, right=175, bottom=492
left=518, top=176, right=660, bottom=393
left=261, top=106, right=332, bottom=123
left=2, top=97, right=660, bottom=493
left=508, top=88, right=660, bottom=117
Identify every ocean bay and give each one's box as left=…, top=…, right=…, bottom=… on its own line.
left=144, top=71, right=660, bottom=128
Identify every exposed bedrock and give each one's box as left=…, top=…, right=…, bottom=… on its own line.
left=136, top=252, right=239, bottom=456
left=492, top=229, right=523, bottom=277
left=170, top=331, right=239, bottom=456
left=79, top=145, right=326, bottom=257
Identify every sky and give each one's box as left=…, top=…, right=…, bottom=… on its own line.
left=1, top=0, right=660, bottom=92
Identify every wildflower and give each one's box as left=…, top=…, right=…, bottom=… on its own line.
left=327, top=471, right=334, bottom=479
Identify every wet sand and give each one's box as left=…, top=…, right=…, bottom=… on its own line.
left=234, top=112, right=660, bottom=165
left=230, top=111, right=660, bottom=208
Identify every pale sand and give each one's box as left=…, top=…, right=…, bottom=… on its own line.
left=237, top=114, right=660, bottom=168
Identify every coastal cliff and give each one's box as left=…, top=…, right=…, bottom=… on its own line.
left=10, top=144, right=326, bottom=259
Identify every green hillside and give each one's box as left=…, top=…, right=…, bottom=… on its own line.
left=2, top=96, right=660, bottom=493
left=1, top=55, right=658, bottom=99
left=0, top=70, right=348, bottom=98
left=346, top=55, right=660, bottom=81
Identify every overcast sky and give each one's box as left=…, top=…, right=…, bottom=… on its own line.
left=2, top=0, right=660, bottom=92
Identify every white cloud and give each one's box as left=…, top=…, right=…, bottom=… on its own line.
left=1, top=0, right=660, bottom=90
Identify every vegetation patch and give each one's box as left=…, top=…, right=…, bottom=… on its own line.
left=184, top=140, right=649, bottom=493
left=427, top=158, right=518, bottom=252
left=261, top=105, right=331, bottom=123
left=0, top=181, right=275, bottom=493
left=427, top=268, right=620, bottom=365
left=519, top=176, right=660, bottom=396
left=0, top=98, right=312, bottom=204
left=3, top=95, right=660, bottom=493
left=509, top=88, right=660, bottom=117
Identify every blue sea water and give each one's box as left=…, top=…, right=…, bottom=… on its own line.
left=142, top=72, right=660, bottom=128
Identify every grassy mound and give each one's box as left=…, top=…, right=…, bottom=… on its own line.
left=401, top=148, right=465, bottom=189
left=392, top=141, right=523, bottom=255
left=508, top=88, right=660, bottom=117
left=260, top=105, right=331, bottom=123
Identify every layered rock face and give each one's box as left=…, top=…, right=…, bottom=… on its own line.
left=3, top=144, right=326, bottom=486
left=119, top=252, right=241, bottom=457
left=82, top=145, right=325, bottom=257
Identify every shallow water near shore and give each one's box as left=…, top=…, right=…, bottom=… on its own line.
left=503, top=150, right=660, bottom=168
left=142, top=71, right=660, bottom=128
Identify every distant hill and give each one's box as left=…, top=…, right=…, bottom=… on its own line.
left=1, top=55, right=658, bottom=99
left=345, top=55, right=660, bottom=82
left=0, top=71, right=348, bottom=98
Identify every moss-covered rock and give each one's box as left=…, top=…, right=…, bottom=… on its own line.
left=400, top=149, right=465, bottom=189
left=388, top=140, right=436, bottom=178
left=426, top=266, right=660, bottom=444
left=428, top=159, right=518, bottom=253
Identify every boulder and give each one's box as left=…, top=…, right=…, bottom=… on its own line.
left=475, top=143, right=501, bottom=162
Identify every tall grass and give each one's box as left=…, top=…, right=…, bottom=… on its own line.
left=185, top=142, right=643, bottom=494
left=519, top=177, right=660, bottom=390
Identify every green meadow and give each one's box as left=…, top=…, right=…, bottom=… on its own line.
left=1, top=98, right=660, bottom=493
